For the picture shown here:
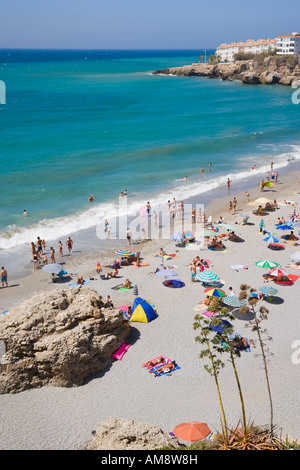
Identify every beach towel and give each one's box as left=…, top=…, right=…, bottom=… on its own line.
left=1, top=310, right=8, bottom=315
left=288, top=274, right=300, bottom=283
left=112, top=343, right=130, bottom=360
left=286, top=264, right=300, bottom=270
left=148, top=359, right=181, bottom=377
left=118, top=286, right=134, bottom=292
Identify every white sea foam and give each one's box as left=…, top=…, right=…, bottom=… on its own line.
left=0, top=146, right=299, bottom=250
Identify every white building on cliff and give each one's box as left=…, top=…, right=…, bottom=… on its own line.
left=276, top=33, right=300, bottom=55
left=215, top=38, right=277, bottom=62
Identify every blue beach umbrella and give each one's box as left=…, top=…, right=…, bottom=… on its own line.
left=276, top=223, right=293, bottom=231
left=155, top=268, right=178, bottom=278
left=263, top=233, right=279, bottom=244
left=209, top=319, right=232, bottom=334
left=196, top=270, right=219, bottom=283
left=170, top=232, right=185, bottom=243
left=259, top=286, right=278, bottom=295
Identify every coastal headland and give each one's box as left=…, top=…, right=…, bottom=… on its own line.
left=153, top=55, right=300, bottom=86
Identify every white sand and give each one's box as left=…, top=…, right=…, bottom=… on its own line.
left=0, top=171, right=300, bottom=449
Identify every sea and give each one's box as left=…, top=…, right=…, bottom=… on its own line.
left=0, top=49, right=300, bottom=274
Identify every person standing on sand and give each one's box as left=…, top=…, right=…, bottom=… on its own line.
left=233, top=197, right=237, bottom=212
left=1, top=267, right=8, bottom=288
left=229, top=201, right=233, bottom=214
left=50, top=247, right=55, bottom=264
left=66, top=237, right=73, bottom=254
left=227, top=178, right=231, bottom=191
left=126, top=228, right=132, bottom=246
left=146, top=201, right=151, bottom=217
left=260, top=179, right=265, bottom=192
left=245, top=191, right=250, bottom=201
left=58, top=241, right=63, bottom=258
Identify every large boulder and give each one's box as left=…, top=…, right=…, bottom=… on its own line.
left=239, top=71, right=261, bottom=84
left=84, top=417, right=182, bottom=450
left=0, top=287, right=130, bottom=394
left=259, top=70, right=281, bottom=84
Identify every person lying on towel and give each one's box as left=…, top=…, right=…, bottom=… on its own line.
left=150, top=360, right=177, bottom=377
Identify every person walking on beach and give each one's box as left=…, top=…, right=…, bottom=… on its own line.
left=58, top=241, right=63, bottom=258
left=227, top=178, right=231, bottom=191
left=233, top=197, right=237, bottom=212
left=260, top=179, right=265, bottom=192
left=66, top=237, right=73, bottom=254
left=229, top=201, right=233, bottom=214
left=245, top=191, right=250, bottom=201
left=50, top=247, right=55, bottom=264
left=126, top=228, right=132, bottom=246
left=1, top=267, right=8, bottom=288
left=146, top=201, right=151, bottom=217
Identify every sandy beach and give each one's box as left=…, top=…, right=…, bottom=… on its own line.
left=0, top=168, right=300, bottom=450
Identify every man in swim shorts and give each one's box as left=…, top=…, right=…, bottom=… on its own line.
left=1, top=267, right=8, bottom=288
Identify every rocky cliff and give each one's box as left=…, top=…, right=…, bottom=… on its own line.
left=0, top=287, right=130, bottom=394
left=84, top=417, right=182, bottom=450
left=153, top=56, right=300, bottom=86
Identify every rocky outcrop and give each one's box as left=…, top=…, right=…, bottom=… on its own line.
left=153, top=56, right=300, bottom=86
left=84, top=417, right=182, bottom=450
left=0, top=287, right=130, bottom=394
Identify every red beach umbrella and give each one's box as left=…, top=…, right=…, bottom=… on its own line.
left=268, top=268, right=288, bottom=277
left=173, top=421, right=211, bottom=442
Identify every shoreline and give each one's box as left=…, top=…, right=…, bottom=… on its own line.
left=0, top=165, right=300, bottom=449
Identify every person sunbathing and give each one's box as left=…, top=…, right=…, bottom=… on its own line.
left=229, top=337, right=248, bottom=351
left=143, top=356, right=166, bottom=369
left=150, top=360, right=176, bottom=377
left=286, top=231, right=298, bottom=241
left=77, top=276, right=84, bottom=285
left=120, top=279, right=132, bottom=289
left=132, top=257, right=142, bottom=267
left=106, top=267, right=119, bottom=278
left=198, top=296, right=211, bottom=306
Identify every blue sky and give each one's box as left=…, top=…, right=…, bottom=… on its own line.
left=1, top=0, right=300, bottom=49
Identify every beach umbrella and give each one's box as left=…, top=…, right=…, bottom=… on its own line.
left=182, top=230, right=195, bottom=238
left=263, top=233, right=279, bottom=244
left=139, top=206, right=147, bottom=216
left=202, top=229, right=217, bottom=237
left=255, top=260, right=279, bottom=269
left=222, top=296, right=248, bottom=308
left=218, top=224, right=236, bottom=232
left=196, top=270, right=219, bottom=283
left=290, top=252, right=300, bottom=261
left=259, top=286, right=278, bottom=295
left=269, top=268, right=288, bottom=277
left=170, top=232, right=185, bottom=242
left=247, top=201, right=260, bottom=206
left=293, top=222, right=300, bottom=230
left=155, top=268, right=178, bottom=278
left=255, top=198, right=270, bottom=204
left=114, top=249, right=134, bottom=256
left=209, top=319, right=232, bottom=334
left=204, top=288, right=226, bottom=298
left=276, top=223, right=293, bottom=230
left=173, top=422, right=211, bottom=442
left=42, top=264, right=63, bottom=274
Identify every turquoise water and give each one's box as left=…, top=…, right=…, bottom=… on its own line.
left=0, top=49, right=299, bottom=249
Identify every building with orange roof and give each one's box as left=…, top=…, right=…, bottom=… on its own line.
left=215, top=33, right=300, bottom=62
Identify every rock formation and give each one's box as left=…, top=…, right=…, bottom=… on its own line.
left=153, top=56, right=300, bottom=86
left=84, top=417, right=182, bottom=450
left=0, top=287, right=130, bottom=394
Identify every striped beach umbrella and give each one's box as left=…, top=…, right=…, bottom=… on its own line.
left=155, top=268, right=178, bottom=278
left=114, top=249, right=134, bottom=256
left=263, top=233, right=279, bottom=244
left=196, top=270, right=219, bottom=283
left=255, top=260, right=279, bottom=269
left=204, top=288, right=226, bottom=298
left=259, top=286, right=278, bottom=295
left=269, top=268, right=288, bottom=277
left=222, top=296, right=248, bottom=308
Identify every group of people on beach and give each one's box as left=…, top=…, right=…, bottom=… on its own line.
left=30, top=237, right=73, bottom=269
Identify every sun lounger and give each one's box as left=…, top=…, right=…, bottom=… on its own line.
left=112, top=343, right=130, bottom=360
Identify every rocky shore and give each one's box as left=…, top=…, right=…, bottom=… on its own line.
left=153, top=56, right=300, bottom=86
left=0, top=287, right=130, bottom=394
